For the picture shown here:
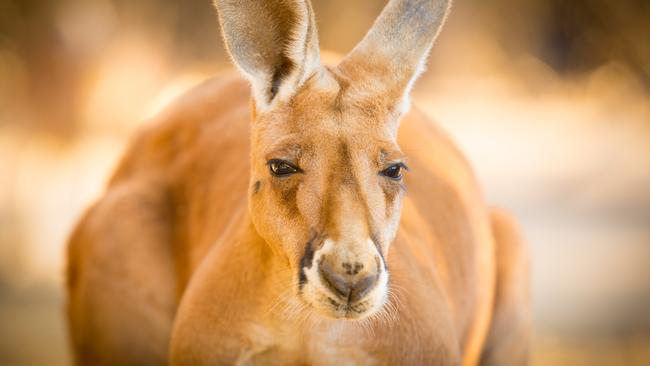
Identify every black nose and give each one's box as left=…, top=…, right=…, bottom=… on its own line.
left=319, top=261, right=378, bottom=303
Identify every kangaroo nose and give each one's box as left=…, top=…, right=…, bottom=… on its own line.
left=319, top=260, right=378, bottom=303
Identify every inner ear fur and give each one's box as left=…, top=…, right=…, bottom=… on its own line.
left=337, top=0, right=452, bottom=115
left=214, top=0, right=320, bottom=110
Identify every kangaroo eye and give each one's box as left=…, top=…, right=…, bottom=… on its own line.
left=380, top=163, right=405, bottom=180
left=268, top=159, right=299, bottom=177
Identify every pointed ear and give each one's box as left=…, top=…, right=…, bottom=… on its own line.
left=337, top=0, right=451, bottom=115
left=214, top=0, right=320, bottom=111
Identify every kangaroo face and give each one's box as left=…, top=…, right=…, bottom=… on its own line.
left=215, top=0, right=451, bottom=320
left=248, top=68, right=406, bottom=318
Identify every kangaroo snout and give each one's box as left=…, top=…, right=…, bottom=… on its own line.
left=318, top=255, right=380, bottom=304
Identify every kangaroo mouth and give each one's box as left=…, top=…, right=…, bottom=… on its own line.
left=297, top=237, right=390, bottom=320
left=300, top=278, right=389, bottom=320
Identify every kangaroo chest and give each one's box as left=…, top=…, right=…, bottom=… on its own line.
left=235, top=322, right=380, bottom=366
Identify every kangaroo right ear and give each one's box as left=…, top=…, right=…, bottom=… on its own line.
left=214, top=0, right=320, bottom=111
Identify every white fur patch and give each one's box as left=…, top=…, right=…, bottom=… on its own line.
left=301, top=238, right=389, bottom=320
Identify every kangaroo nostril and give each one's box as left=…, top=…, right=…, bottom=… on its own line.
left=342, top=261, right=364, bottom=275
left=349, top=274, right=378, bottom=303
left=320, top=258, right=379, bottom=303
left=319, top=263, right=351, bottom=298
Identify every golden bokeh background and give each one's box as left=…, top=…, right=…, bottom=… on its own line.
left=1, top=0, right=649, bottom=364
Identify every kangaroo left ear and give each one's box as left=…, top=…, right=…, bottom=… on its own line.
left=214, top=0, right=321, bottom=111
left=337, top=0, right=452, bottom=120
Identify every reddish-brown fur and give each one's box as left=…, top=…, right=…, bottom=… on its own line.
left=66, top=1, right=529, bottom=365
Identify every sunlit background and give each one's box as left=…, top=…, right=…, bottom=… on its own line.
left=1, top=0, right=649, bottom=364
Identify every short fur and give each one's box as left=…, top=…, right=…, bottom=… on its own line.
left=66, top=1, right=530, bottom=365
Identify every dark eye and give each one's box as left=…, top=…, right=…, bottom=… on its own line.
left=268, top=159, right=299, bottom=177
left=380, top=163, right=405, bottom=180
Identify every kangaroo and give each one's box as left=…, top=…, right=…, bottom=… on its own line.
left=66, top=0, right=530, bottom=365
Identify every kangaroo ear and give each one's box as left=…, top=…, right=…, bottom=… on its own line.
left=214, top=0, right=320, bottom=111
left=337, top=0, right=451, bottom=116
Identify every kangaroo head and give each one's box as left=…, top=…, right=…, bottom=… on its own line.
left=215, top=0, right=451, bottom=320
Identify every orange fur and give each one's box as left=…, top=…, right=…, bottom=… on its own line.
left=66, top=1, right=529, bottom=365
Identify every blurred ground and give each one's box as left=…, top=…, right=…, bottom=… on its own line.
left=1, top=0, right=649, bottom=365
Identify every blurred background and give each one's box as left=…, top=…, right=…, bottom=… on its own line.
left=1, top=0, right=649, bottom=364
